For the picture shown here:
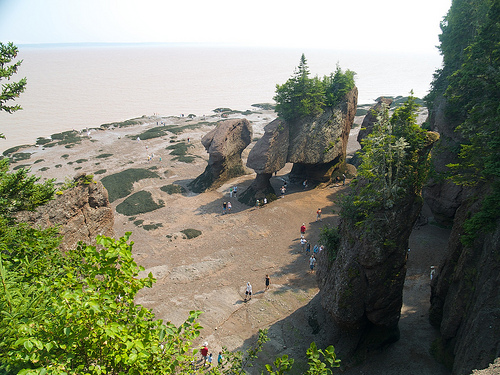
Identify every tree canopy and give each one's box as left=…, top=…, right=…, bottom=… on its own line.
left=426, top=0, right=500, bottom=245
left=274, top=54, right=355, bottom=122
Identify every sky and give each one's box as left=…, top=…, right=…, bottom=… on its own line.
left=0, top=0, right=452, bottom=53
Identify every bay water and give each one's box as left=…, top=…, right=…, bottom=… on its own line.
left=0, top=44, right=442, bottom=152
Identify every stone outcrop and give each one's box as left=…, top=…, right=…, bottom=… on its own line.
left=189, top=118, right=252, bottom=193
left=241, top=88, right=357, bottom=204
left=16, top=174, right=115, bottom=252
left=424, top=91, right=500, bottom=374
left=429, top=184, right=500, bottom=375
left=316, top=131, right=438, bottom=359
left=356, top=97, right=393, bottom=145
left=423, top=95, right=464, bottom=226
left=239, top=118, right=289, bottom=203
left=288, top=88, right=358, bottom=182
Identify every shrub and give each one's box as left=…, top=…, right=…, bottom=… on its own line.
left=94, top=169, right=106, bottom=175
left=75, top=159, right=88, bottom=164
left=100, top=168, right=159, bottom=203
left=36, top=137, right=51, bottom=145
left=115, top=190, right=165, bottom=216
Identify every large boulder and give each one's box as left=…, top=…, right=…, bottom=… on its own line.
left=241, top=87, right=358, bottom=204
left=189, top=119, right=252, bottom=193
left=288, top=87, right=358, bottom=182
left=16, top=174, right=115, bottom=252
left=240, top=118, right=289, bottom=204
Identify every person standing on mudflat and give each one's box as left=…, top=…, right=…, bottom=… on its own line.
left=244, top=282, right=252, bottom=301
left=300, top=223, right=306, bottom=237
left=265, top=274, right=270, bottom=291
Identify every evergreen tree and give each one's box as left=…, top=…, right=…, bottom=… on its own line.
left=0, top=42, right=27, bottom=139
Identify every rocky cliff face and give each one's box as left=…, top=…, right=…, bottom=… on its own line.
left=425, top=92, right=500, bottom=374
left=189, top=118, right=252, bottom=193
left=356, top=97, right=393, bottom=146
left=429, top=182, right=500, bottom=375
left=316, top=131, right=438, bottom=359
left=240, top=88, right=357, bottom=204
left=423, top=95, right=464, bottom=227
left=17, top=174, right=115, bottom=252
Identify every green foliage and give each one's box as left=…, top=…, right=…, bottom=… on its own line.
left=180, top=228, right=202, bottom=239
left=0, top=42, right=27, bottom=115
left=341, top=95, right=432, bottom=224
left=319, top=226, right=341, bottom=262
left=0, top=159, right=54, bottom=218
left=100, top=168, right=159, bottom=202
left=0, top=233, right=203, bottom=374
left=323, top=64, right=356, bottom=108
left=264, top=342, right=340, bottom=375
left=274, top=54, right=355, bottom=122
left=430, top=0, right=500, bottom=244
left=0, top=159, right=343, bottom=374
left=94, top=169, right=106, bottom=175
left=116, top=190, right=164, bottom=216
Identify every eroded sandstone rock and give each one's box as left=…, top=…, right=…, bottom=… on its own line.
left=17, top=174, right=115, bottom=252
left=189, top=118, right=252, bottom=193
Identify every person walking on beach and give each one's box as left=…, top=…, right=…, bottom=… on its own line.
left=300, top=223, right=306, bottom=237
left=201, top=342, right=209, bottom=366
left=265, top=274, right=270, bottom=291
left=218, top=351, right=223, bottom=367
left=316, top=208, right=322, bottom=222
left=222, top=201, right=227, bottom=214
left=306, top=242, right=311, bottom=254
left=342, top=173, right=346, bottom=185
left=303, top=179, right=308, bottom=189
left=227, top=201, right=232, bottom=213
left=280, top=186, right=286, bottom=198
left=309, top=256, right=316, bottom=272
left=244, top=282, right=252, bottom=301
left=208, top=353, right=213, bottom=367
left=300, top=237, right=307, bottom=251
left=233, top=186, right=237, bottom=197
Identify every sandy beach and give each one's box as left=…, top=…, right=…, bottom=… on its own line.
left=6, top=109, right=451, bottom=374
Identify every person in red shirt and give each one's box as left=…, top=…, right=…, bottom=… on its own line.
left=300, top=223, right=306, bottom=236
left=201, top=342, right=209, bottom=366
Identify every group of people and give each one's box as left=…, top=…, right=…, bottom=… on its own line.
left=222, top=201, right=232, bottom=214
left=199, top=343, right=224, bottom=368
left=300, top=222, right=324, bottom=272
left=229, top=186, right=238, bottom=197
left=255, top=197, right=268, bottom=208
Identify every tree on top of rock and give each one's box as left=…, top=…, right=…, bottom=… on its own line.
left=274, top=54, right=356, bottom=122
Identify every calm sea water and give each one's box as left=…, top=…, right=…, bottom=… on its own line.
left=0, top=44, right=442, bottom=152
